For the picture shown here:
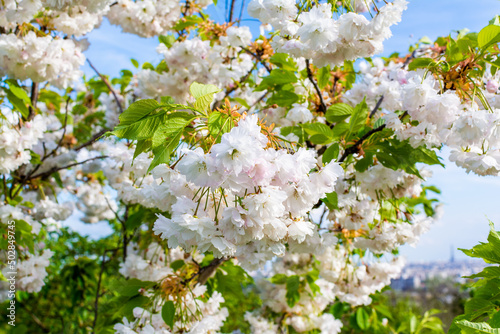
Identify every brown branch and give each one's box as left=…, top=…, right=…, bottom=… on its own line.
left=369, top=95, right=384, bottom=118
left=87, top=59, right=124, bottom=114
left=46, top=97, right=71, bottom=160
left=214, top=63, right=257, bottom=108
left=338, top=124, right=386, bottom=163
left=241, top=47, right=271, bottom=73
left=184, top=257, right=232, bottom=286
left=305, top=59, right=327, bottom=113
left=27, top=82, right=39, bottom=121
left=403, top=50, right=417, bottom=68
left=228, top=0, right=236, bottom=22
left=29, top=155, right=109, bottom=180
left=74, top=128, right=111, bottom=151
left=197, top=257, right=231, bottom=285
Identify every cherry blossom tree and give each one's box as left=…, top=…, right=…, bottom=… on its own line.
left=0, top=0, right=499, bottom=333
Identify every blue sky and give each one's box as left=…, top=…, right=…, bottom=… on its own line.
left=78, top=0, right=500, bottom=262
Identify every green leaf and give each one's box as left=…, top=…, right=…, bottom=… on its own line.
left=4, top=83, right=30, bottom=119
left=170, top=260, right=185, bottom=271
left=286, top=275, right=301, bottom=308
left=460, top=223, right=500, bottom=263
left=309, top=134, right=331, bottom=145
left=6, top=80, right=31, bottom=105
left=159, top=34, right=176, bottom=48
left=323, top=192, right=338, bottom=211
left=161, top=301, right=176, bottom=328
left=270, top=273, right=287, bottom=284
left=467, top=266, right=500, bottom=279
left=208, top=111, right=232, bottom=138
left=356, top=308, right=370, bottom=330
left=325, top=103, right=353, bottom=123
left=189, top=82, right=221, bottom=112
left=112, top=99, right=163, bottom=139
left=269, top=53, right=297, bottom=72
left=455, top=320, right=500, bottom=333
left=113, top=279, right=155, bottom=297
left=478, top=25, right=500, bottom=49
left=374, top=117, right=386, bottom=128
left=489, top=311, right=500, bottom=327
left=317, top=66, right=331, bottom=89
left=131, top=58, right=139, bottom=68
left=355, top=154, right=374, bottom=173
left=125, top=210, right=145, bottom=230
left=411, top=147, right=444, bottom=166
left=257, top=69, right=298, bottom=91
left=161, top=96, right=175, bottom=104
left=348, top=100, right=369, bottom=138
left=142, top=62, right=155, bottom=70
left=174, top=15, right=203, bottom=31
left=302, top=123, right=333, bottom=138
left=30, top=151, right=41, bottom=165
left=408, top=58, right=436, bottom=71
left=149, top=130, right=182, bottom=172
left=117, top=295, right=149, bottom=319
left=322, top=143, right=340, bottom=164
left=268, top=90, right=298, bottom=107
left=133, top=139, right=152, bottom=159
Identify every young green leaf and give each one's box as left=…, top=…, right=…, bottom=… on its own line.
left=162, top=301, right=176, bottom=328
left=325, top=103, right=353, bottom=123
left=189, top=82, right=221, bottom=112
left=286, top=275, right=301, bottom=308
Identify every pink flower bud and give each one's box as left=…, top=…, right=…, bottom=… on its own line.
left=486, top=80, right=499, bottom=93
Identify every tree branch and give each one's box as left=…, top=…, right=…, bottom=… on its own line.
left=338, top=124, right=386, bottom=162
left=241, top=47, right=271, bottom=73
left=27, top=82, right=39, bottom=121
left=74, top=128, right=111, bottom=151
left=369, top=95, right=384, bottom=118
left=305, top=59, right=327, bottom=113
left=29, top=155, right=109, bottom=180
left=197, top=257, right=231, bottom=285
left=87, top=59, right=124, bottom=114
left=228, top=0, right=236, bottom=22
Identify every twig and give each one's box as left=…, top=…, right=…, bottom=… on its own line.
left=338, top=124, right=386, bottom=162
left=27, top=82, right=39, bottom=121
left=241, top=47, right=271, bottom=73
left=46, top=97, right=71, bottom=159
left=185, top=257, right=232, bottom=286
left=29, top=156, right=109, bottom=180
left=214, top=63, right=257, bottom=107
left=74, top=128, right=111, bottom=151
left=228, top=0, right=236, bottom=22
left=87, top=59, right=124, bottom=114
left=305, top=59, right=327, bottom=112
left=369, top=95, right=384, bottom=118
left=403, top=50, right=417, bottom=68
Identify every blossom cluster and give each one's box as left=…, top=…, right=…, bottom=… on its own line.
left=345, top=58, right=500, bottom=176
left=153, top=114, right=342, bottom=269
left=249, top=0, right=407, bottom=67
left=114, top=243, right=228, bottom=334
left=0, top=32, right=85, bottom=88
left=137, top=29, right=253, bottom=103
left=0, top=112, right=46, bottom=174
